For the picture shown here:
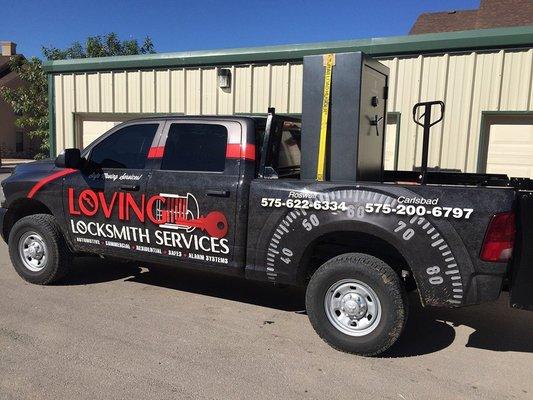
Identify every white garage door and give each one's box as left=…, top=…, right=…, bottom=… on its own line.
left=81, top=120, right=122, bottom=148
left=486, top=117, right=533, bottom=179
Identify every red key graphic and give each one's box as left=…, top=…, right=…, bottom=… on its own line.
left=156, top=193, right=228, bottom=238
left=168, top=211, right=228, bottom=239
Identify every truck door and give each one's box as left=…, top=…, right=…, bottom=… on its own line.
left=63, top=121, right=163, bottom=257
left=144, top=120, right=243, bottom=270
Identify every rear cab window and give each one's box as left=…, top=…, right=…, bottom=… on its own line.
left=161, top=123, right=228, bottom=172
left=256, top=120, right=301, bottom=179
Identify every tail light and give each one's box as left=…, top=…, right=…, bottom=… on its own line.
left=480, top=211, right=516, bottom=262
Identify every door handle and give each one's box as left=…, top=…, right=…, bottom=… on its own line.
left=120, top=185, right=139, bottom=191
left=206, top=189, right=230, bottom=198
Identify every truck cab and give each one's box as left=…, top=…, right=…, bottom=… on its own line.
left=1, top=114, right=301, bottom=276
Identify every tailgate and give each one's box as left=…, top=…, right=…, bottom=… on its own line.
left=509, top=190, right=533, bottom=310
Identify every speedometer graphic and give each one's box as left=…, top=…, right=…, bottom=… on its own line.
left=262, top=188, right=473, bottom=307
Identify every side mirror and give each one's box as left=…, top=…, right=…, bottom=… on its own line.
left=55, top=148, right=81, bottom=169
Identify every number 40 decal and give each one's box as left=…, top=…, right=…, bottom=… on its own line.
left=280, top=248, right=293, bottom=264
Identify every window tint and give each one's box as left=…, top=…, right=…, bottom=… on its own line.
left=89, top=123, right=158, bottom=169
left=161, top=123, right=228, bottom=172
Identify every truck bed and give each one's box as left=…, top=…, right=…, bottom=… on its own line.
left=245, top=178, right=530, bottom=308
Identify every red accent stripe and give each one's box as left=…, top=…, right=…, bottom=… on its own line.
left=226, top=144, right=256, bottom=161
left=150, top=144, right=255, bottom=160
left=27, top=169, right=78, bottom=199
left=147, top=146, right=165, bottom=159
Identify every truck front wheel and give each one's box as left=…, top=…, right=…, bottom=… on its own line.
left=8, top=214, right=72, bottom=285
left=306, top=253, right=408, bottom=356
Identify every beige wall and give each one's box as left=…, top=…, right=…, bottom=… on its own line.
left=52, top=48, right=533, bottom=173
left=53, top=64, right=303, bottom=152
left=380, top=49, right=533, bottom=172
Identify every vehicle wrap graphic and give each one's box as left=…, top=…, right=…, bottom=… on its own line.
left=145, top=143, right=256, bottom=160
left=155, top=193, right=228, bottom=238
left=249, top=183, right=484, bottom=307
left=67, top=188, right=230, bottom=263
left=27, top=169, right=78, bottom=198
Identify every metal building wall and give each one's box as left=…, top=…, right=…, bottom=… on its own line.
left=53, top=63, right=303, bottom=151
left=53, top=48, right=533, bottom=172
left=380, top=48, right=533, bottom=172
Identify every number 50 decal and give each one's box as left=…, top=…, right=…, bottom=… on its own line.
left=302, top=214, right=320, bottom=231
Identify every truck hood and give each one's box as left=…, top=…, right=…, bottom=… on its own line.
left=11, top=159, right=56, bottom=176
left=1, top=159, right=70, bottom=205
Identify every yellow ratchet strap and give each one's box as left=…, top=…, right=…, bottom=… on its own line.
left=316, top=53, right=335, bottom=181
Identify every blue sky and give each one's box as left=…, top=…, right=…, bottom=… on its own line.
left=3, top=0, right=480, bottom=58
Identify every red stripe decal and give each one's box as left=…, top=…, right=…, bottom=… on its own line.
left=147, top=146, right=165, bottom=159
left=27, top=169, right=78, bottom=199
left=226, top=144, right=255, bottom=161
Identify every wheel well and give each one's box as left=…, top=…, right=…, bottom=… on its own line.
left=3, top=199, right=52, bottom=240
left=299, top=231, right=416, bottom=290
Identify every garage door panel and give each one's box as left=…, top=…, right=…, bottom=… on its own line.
left=490, top=131, right=533, bottom=144
left=486, top=120, right=533, bottom=179
left=489, top=153, right=533, bottom=161
left=487, top=164, right=533, bottom=178
left=82, top=120, right=122, bottom=148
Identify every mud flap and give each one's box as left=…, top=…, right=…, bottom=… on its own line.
left=509, top=191, right=533, bottom=310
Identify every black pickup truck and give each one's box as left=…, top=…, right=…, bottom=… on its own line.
left=1, top=110, right=532, bottom=356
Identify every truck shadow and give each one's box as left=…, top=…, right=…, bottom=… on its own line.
left=59, top=258, right=533, bottom=357
left=385, top=292, right=533, bottom=357
left=56, top=257, right=144, bottom=286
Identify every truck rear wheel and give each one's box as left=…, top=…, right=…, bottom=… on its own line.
left=8, top=214, right=72, bottom=285
left=306, top=253, right=408, bottom=356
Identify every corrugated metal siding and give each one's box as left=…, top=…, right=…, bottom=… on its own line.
left=53, top=63, right=304, bottom=152
left=53, top=48, right=533, bottom=173
left=382, top=48, right=533, bottom=172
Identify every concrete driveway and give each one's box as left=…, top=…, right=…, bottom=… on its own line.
left=0, top=252, right=532, bottom=400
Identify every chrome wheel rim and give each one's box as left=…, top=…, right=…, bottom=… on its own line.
left=324, top=279, right=382, bottom=336
left=18, top=231, right=48, bottom=272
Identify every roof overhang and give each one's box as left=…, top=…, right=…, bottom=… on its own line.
left=43, top=25, right=533, bottom=74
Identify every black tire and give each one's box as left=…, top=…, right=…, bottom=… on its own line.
left=306, top=253, right=408, bottom=356
left=8, top=214, right=72, bottom=285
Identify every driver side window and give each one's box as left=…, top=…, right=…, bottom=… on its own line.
left=89, top=123, right=159, bottom=169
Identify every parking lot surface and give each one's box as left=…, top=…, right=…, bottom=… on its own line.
left=1, top=247, right=533, bottom=400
